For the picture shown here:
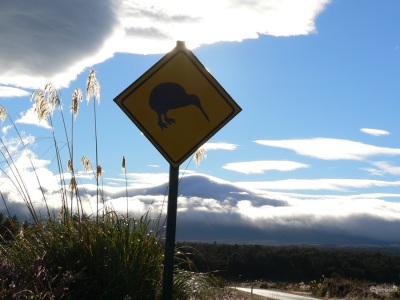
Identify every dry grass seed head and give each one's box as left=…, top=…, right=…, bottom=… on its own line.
left=57, top=206, right=63, bottom=221
left=31, top=87, right=55, bottom=122
left=69, top=176, right=77, bottom=192
left=194, top=148, right=207, bottom=167
left=44, top=82, right=60, bottom=113
left=81, top=156, right=92, bottom=172
left=0, top=106, right=8, bottom=123
left=86, top=70, right=100, bottom=104
left=38, top=99, right=50, bottom=121
left=96, top=165, right=102, bottom=180
left=31, top=90, right=43, bottom=107
left=71, top=88, right=83, bottom=119
left=30, top=89, right=42, bottom=105
left=67, top=159, right=73, bottom=172
left=32, top=92, right=51, bottom=122
left=122, top=156, right=126, bottom=171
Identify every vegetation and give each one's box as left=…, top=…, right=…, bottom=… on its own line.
left=0, top=212, right=21, bottom=241
left=0, top=72, right=224, bottom=299
left=179, top=242, right=400, bottom=283
left=178, top=242, right=400, bottom=299
left=0, top=213, right=165, bottom=299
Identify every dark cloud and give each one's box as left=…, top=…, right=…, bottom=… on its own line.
left=125, top=27, right=170, bottom=40
left=125, top=5, right=200, bottom=24
left=0, top=0, right=331, bottom=92
left=0, top=0, right=119, bottom=80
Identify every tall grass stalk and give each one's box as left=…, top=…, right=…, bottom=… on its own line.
left=122, top=156, right=129, bottom=220
left=86, top=70, right=101, bottom=225
left=0, top=71, right=225, bottom=299
left=31, top=83, right=72, bottom=219
left=0, top=106, right=47, bottom=223
left=0, top=70, right=166, bottom=298
left=69, top=87, right=83, bottom=218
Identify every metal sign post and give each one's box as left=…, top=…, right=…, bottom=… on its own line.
left=162, top=165, right=179, bottom=300
left=114, top=41, right=241, bottom=299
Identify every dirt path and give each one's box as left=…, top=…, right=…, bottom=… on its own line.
left=234, top=287, right=320, bottom=300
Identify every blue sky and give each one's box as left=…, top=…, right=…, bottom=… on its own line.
left=1, top=0, right=400, bottom=244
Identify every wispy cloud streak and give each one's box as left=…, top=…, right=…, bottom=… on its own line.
left=236, top=178, right=400, bottom=192
left=223, top=160, right=308, bottom=174
left=202, top=142, right=238, bottom=151
left=361, top=128, right=390, bottom=136
left=255, top=138, right=400, bottom=160
left=0, top=86, right=29, bottom=98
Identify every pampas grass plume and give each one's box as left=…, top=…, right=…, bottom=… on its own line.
left=86, top=70, right=100, bottom=104
left=44, top=82, right=60, bottom=113
left=81, top=156, right=92, bottom=172
left=67, top=159, right=73, bottom=172
left=69, top=176, right=77, bottom=192
left=0, top=105, right=8, bottom=123
left=194, top=148, right=207, bottom=167
left=31, top=91, right=50, bottom=121
left=71, top=88, right=83, bottom=119
left=96, top=165, right=102, bottom=180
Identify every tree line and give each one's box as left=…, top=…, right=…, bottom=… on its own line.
left=178, top=242, right=400, bottom=284
left=2, top=215, right=399, bottom=284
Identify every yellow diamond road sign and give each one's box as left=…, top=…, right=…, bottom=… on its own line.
left=114, top=41, right=242, bottom=167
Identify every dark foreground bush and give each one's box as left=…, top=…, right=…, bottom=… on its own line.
left=1, top=214, right=228, bottom=299
left=0, top=213, right=164, bottom=299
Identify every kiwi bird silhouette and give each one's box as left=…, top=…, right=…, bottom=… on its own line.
left=149, top=82, right=210, bottom=129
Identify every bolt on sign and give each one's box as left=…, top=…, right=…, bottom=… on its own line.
left=114, top=41, right=241, bottom=167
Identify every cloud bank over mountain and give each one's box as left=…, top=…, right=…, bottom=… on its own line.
left=2, top=169, right=399, bottom=246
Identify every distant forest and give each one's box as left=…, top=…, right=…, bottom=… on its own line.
left=178, top=242, right=400, bottom=284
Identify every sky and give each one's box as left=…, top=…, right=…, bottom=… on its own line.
left=1, top=0, right=400, bottom=245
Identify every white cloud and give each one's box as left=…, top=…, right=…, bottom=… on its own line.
left=2, top=125, right=12, bottom=135
left=117, top=0, right=331, bottom=52
left=202, top=142, right=238, bottom=151
left=0, top=0, right=120, bottom=90
left=0, top=0, right=331, bottom=94
left=125, top=172, right=169, bottom=188
left=236, top=178, right=400, bottom=192
left=0, top=86, right=30, bottom=98
left=223, top=160, right=309, bottom=174
left=233, top=197, right=400, bottom=242
left=255, top=138, right=400, bottom=160
left=360, top=128, right=390, bottom=136
left=364, top=161, right=400, bottom=176
left=259, top=191, right=400, bottom=202
left=15, top=105, right=51, bottom=129
left=0, top=140, right=60, bottom=212
left=0, top=134, right=35, bottom=156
